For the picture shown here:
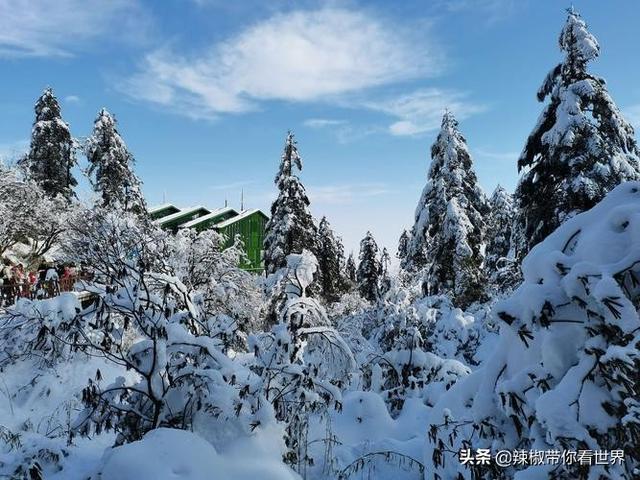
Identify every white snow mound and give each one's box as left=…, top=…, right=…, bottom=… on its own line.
left=98, top=428, right=300, bottom=480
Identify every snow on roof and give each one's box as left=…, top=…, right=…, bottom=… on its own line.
left=148, top=203, right=178, bottom=214
left=179, top=207, right=239, bottom=229
left=213, top=209, right=267, bottom=229
left=153, top=206, right=211, bottom=226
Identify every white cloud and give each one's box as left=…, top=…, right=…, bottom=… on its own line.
left=364, top=88, right=486, bottom=136
left=473, top=148, right=519, bottom=161
left=64, top=95, right=81, bottom=104
left=0, top=0, right=149, bottom=57
left=308, top=182, right=390, bottom=205
left=121, top=8, right=442, bottom=119
left=303, top=118, right=347, bottom=129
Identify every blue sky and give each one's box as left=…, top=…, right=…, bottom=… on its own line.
left=1, top=0, right=640, bottom=257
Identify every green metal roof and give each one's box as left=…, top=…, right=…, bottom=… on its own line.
left=153, top=206, right=212, bottom=228
left=180, top=207, right=239, bottom=229
left=213, top=209, right=269, bottom=229
left=148, top=203, right=181, bottom=220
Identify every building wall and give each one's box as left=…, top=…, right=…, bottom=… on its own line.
left=217, top=212, right=267, bottom=272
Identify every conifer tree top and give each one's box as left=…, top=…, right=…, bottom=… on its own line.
left=429, top=110, right=472, bottom=179
left=560, top=7, right=599, bottom=78
left=275, top=131, right=302, bottom=184
left=34, top=87, right=62, bottom=123
left=489, top=184, right=512, bottom=205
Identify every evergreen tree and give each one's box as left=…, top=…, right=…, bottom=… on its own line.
left=379, top=247, right=391, bottom=296
left=514, top=8, right=640, bottom=257
left=345, top=253, right=357, bottom=286
left=485, top=185, right=516, bottom=289
left=86, top=109, right=146, bottom=214
left=396, top=229, right=409, bottom=263
left=316, top=216, right=346, bottom=302
left=356, top=231, right=381, bottom=303
left=264, top=132, right=318, bottom=276
left=20, top=88, right=76, bottom=201
left=402, top=111, right=489, bottom=308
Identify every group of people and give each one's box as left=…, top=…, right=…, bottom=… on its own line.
left=0, top=259, right=87, bottom=306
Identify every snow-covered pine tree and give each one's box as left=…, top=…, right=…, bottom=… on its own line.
left=485, top=185, right=517, bottom=289
left=402, top=111, right=489, bottom=308
left=20, top=88, right=77, bottom=202
left=396, top=229, right=409, bottom=263
left=379, top=247, right=391, bottom=296
left=345, top=253, right=357, bottom=287
left=514, top=8, right=640, bottom=257
left=356, top=231, right=381, bottom=303
left=316, top=216, right=347, bottom=302
left=263, top=132, right=318, bottom=276
left=86, top=109, right=146, bottom=214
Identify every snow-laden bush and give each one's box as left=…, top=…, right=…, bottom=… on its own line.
left=0, top=293, right=82, bottom=367
left=426, top=181, right=640, bottom=479
left=251, top=251, right=355, bottom=475
left=168, top=228, right=263, bottom=350
left=46, top=209, right=266, bottom=445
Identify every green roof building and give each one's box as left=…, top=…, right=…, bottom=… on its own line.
left=149, top=203, right=268, bottom=272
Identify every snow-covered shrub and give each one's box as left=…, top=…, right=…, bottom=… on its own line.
left=0, top=164, right=71, bottom=264
left=57, top=209, right=265, bottom=445
left=0, top=293, right=82, bottom=367
left=365, top=322, right=469, bottom=415
left=168, top=228, right=262, bottom=350
left=0, top=431, right=68, bottom=480
left=251, top=251, right=355, bottom=475
left=426, top=182, right=640, bottom=479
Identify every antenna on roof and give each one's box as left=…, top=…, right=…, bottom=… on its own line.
left=163, top=190, right=167, bottom=203
left=224, top=197, right=228, bottom=207
left=241, top=189, right=244, bottom=212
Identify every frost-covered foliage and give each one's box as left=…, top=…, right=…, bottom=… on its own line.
left=365, top=320, right=469, bottom=417
left=426, top=182, right=640, bottom=479
left=19, top=88, right=77, bottom=202
left=86, top=109, right=146, bottom=214
left=485, top=185, right=518, bottom=290
left=403, top=111, right=489, bottom=309
left=168, top=228, right=262, bottom=349
left=316, top=216, right=347, bottom=303
left=264, top=132, right=318, bottom=276
left=56, top=209, right=265, bottom=445
left=356, top=231, right=381, bottom=303
left=0, top=163, right=70, bottom=263
left=514, top=9, right=640, bottom=258
left=251, top=251, right=355, bottom=475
